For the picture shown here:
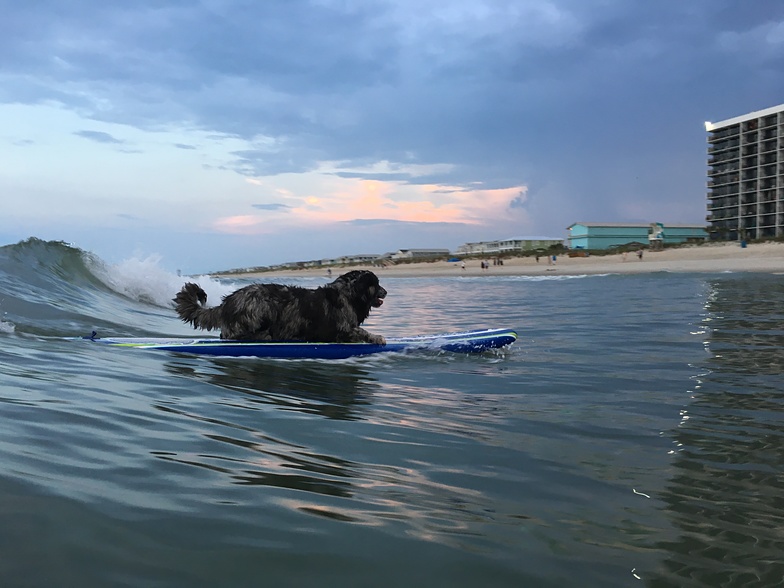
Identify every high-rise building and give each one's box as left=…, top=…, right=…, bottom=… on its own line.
left=705, top=104, right=784, bottom=241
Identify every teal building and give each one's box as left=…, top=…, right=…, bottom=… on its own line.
left=566, top=223, right=707, bottom=250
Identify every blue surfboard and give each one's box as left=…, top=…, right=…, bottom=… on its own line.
left=82, top=328, right=517, bottom=359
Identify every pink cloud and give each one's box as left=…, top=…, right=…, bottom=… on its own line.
left=213, top=176, right=528, bottom=234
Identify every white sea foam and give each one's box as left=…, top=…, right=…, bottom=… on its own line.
left=91, top=254, right=237, bottom=308
left=0, top=320, right=14, bottom=334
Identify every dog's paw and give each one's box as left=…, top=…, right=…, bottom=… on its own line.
left=369, top=334, right=386, bottom=345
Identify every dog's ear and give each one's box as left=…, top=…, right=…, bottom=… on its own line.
left=364, top=274, right=382, bottom=295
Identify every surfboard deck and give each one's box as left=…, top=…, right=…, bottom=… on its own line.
left=81, top=328, right=517, bottom=359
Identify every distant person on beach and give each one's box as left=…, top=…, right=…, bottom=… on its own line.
left=461, top=261, right=466, bottom=271
left=637, top=249, right=643, bottom=260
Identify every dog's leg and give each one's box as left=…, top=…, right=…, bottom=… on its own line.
left=348, top=327, right=386, bottom=345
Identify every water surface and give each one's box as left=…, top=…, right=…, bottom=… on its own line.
left=1, top=239, right=782, bottom=587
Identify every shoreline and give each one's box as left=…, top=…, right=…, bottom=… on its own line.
left=213, top=241, right=784, bottom=279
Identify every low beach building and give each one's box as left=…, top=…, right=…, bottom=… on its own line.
left=455, top=237, right=563, bottom=256
left=338, top=254, right=381, bottom=265
left=389, top=248, right=450, bottom=261
left=567, top=223, right=706, bottom=250
left=705, top=103, right=784, bottom=241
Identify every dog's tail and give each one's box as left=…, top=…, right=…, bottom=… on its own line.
left=173, top=283, right=223, bottom=332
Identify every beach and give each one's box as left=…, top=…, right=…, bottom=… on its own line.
left=221, top=241, right=784, bottom=279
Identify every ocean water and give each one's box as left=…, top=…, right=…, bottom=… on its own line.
left=1, top=237, right=783, bottom=587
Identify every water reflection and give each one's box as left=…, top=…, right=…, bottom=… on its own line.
left=145, top=359, right=382, bottom=501
left=653, top=276, right=784, bottom=587
left=164, top=358, right=378, bottom=420
left=146, top=354, right=524, bottom=551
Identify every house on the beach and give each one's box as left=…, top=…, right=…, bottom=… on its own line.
left=455, top=237, right=563, bottom=256
left=388, top=248, right=451, bottom=261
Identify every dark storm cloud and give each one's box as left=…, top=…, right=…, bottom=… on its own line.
left=3, top=1, right=784, bottom=233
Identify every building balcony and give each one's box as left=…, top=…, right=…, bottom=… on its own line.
left=708, top=141, right=740, bottom=153
left=711, top=172, right=741, bottom=183
left=708, top=165, right=739, bottom=176
left=708, top=127, right=740, bottom=142
left=708, top=153, right=739, bottom=165
left=707, top=209, right=740, bottom=220
left=708, top=198, right=739, bottom=209
left=709, top=188, right=740, bottom=199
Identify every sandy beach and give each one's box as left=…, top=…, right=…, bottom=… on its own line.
left=218, top=241, right=784, bottom=279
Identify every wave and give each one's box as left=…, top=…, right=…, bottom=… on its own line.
left=0, top=237, right=234, bottom=338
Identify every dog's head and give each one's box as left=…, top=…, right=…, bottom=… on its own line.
left=331, top=270, right=387, bottom=309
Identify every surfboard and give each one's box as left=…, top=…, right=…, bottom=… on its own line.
left=81, top=328, right=517, bottom=359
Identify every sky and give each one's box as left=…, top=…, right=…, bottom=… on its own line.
left=1, top=0, right=783, bottom=273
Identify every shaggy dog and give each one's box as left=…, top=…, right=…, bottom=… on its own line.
left=173, top=270, right=387, bottom=343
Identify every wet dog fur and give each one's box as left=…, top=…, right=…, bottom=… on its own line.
left=173, top=270, right=386, bottom=343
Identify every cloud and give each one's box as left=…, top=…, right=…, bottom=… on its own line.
left=116, top=212, right=142, bottom=221
left=717, top=19, right=784, bottom=60
left=344, top=218, right=463, bottom=228
left=73, top=130, right=124, bottom=144
left=509, top=190, right=527, bottom=209
left=252, top=203, right=291, bottom=211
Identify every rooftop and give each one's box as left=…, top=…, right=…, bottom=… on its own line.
left=705, top=103, right=784, bottom=132
left=567, top=222, right=706, bottom=229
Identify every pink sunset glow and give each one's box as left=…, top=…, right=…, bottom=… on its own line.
left=212, top=176, right=527, bottom=234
